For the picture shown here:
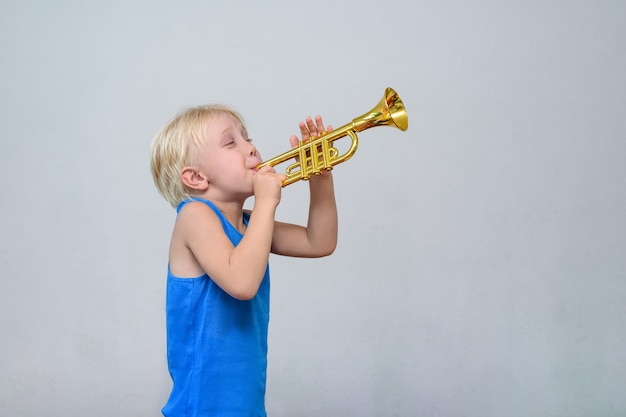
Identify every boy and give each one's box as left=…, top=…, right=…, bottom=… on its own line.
left=150, top=104, right=338, bottom=416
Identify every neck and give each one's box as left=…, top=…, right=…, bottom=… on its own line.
left=192, top=188, right=251, bottom=232
left=207, top=197, right=248, bottom=233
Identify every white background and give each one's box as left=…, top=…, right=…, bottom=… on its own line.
left=1, top=1, right=625, bottom=416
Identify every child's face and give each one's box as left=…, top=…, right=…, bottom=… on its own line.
left=193, top=113, right=261, bottom=198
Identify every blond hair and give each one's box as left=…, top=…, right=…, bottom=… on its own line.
left=150, top=104, right=246, bottom=208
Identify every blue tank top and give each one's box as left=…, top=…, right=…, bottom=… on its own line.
left=162, top=198, right=270, bottom=417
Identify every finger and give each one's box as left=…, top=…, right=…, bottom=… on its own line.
left=327, top=124, right=333, bottom=133
left=299, top=121, right=310, bottom=142
left=315, top=115, right=325, bottom=134
left=289, top=134, right=299, bottom=148
left=257, top=165, right=276, bottom=174
left=305, top=116, right=318, bottom=137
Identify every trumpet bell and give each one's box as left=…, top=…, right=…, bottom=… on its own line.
left=352, top=87, right=408, bottom=133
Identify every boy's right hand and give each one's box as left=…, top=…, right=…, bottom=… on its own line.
left=253, top=165, right=286, bottom=206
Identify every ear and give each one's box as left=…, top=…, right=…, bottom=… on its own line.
left=181, top=166, right=209, bottom=191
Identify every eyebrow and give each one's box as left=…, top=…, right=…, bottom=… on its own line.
left=220, top=126, right=234, bottom=135
left=220, top=125, right=248, bottom=141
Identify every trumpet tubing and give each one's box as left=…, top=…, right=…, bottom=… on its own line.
left=257, top=87, right=409, bottom=186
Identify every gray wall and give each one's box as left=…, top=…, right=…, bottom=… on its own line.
left=1, top=1, right=625, bottom=416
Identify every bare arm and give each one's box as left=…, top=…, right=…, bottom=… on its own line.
left=271, top=115, right=339, bottom=258
left=271, top=173, right=338, bottom=257
left=171, top=168, right=284, bottom=300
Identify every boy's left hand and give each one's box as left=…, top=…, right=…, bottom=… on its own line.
left=289, top=115, right=333, bottom=148
left=289, top=115, right=334, bottom=179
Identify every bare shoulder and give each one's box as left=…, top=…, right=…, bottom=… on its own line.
left=169, top=201, right=227, bottom=278
left=177, top=200, right=218, bottom=223
left=174, top=201, right=230, bottom=243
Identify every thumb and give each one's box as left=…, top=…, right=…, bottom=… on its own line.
left=257, top=165, right=276, bottom=174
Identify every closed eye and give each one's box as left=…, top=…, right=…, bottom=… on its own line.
left=222, top=137, right=236, bottom=146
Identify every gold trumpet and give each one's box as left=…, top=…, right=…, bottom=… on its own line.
left=257, top=87, right=409, bottom=186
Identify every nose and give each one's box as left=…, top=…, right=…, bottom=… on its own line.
left=247, top=140, right=258, bottom=157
